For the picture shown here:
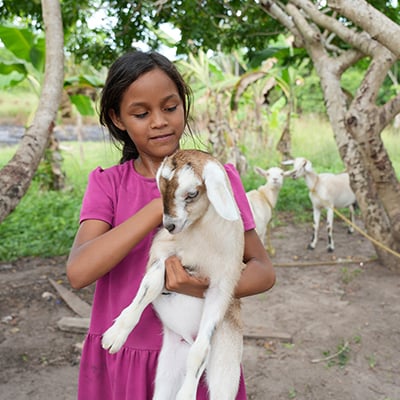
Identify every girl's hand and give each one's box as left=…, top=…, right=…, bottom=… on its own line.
left=67, top=197, right=163, bottom=289
left=164, top=255, right=209, bottom=298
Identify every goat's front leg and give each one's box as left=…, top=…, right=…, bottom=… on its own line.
left=102, top=259, right=166, bottom=354
left=347, top=204, right=355, bottom=234
left=176, top=284, right=233, bottom=400
left=326, top=207, right=335, bottom=252
left=308, top=207, right=320, bottom=250
left=266, top=222, right=275, bottom=256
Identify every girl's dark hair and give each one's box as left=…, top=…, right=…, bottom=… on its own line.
left=99, top=51, right=193, bottom=163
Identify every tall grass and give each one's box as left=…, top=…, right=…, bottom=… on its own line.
left=241, top=116, right=400, bottom=221
left=0, top=87, right=38, bottom=125
left=0, top=116, right=399, bottom=261
left=241, top=116, right=344, bottom=219
left=0, top=141, right=119, bottom=261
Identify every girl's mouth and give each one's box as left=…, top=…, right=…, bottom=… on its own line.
left=151, top=133, right=174, bottom=141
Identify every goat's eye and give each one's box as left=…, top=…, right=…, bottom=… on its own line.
left=185, top=190, right=199, bottom=202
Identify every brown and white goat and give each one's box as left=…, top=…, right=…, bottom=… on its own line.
left=102, top=149, right=245, bottom=400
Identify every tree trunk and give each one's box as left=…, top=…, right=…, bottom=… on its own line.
left=43, top=125, right=66, bottom=191
left=0, top=0, right=64, bottom=222
left=276, top=108, right=293, bottom=161
left=262, top=0, right=400, bottom=270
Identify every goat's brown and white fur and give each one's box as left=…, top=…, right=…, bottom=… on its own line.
left=102, top=149, right=245, bottom=400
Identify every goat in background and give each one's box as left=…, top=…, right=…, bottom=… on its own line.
left=246, top=167, right=285, bottom=255
left=102, top=149, right=245, bottom=400
left=283, top=157, right=357, bottom=252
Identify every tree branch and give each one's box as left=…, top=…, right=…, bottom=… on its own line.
left=260, top=1, right=304, bottom=47
left=353, top=51, right=396, bottom=112
left=291, top=0, right=395, bottom=107
left=288, top=2, right=323, bottom=45
left=328, top=0, right=400, bottom=58
left=336, top=49, right=364, bottom=75
left=380, top=93, right=400, bottom=129
left=291, top=0, right=385, bottom=59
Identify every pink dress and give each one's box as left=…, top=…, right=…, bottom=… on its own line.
left=77, top=159, right=255, bottom=400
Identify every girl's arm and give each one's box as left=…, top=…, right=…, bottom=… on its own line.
left=66, top=198, right=163, bottom=289
left=164, top=228, right=275, bottom=298
left=235, top=228, right=276, bottom=298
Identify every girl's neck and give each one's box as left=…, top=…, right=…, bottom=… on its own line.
left=134, top=157, right=162, bottom=179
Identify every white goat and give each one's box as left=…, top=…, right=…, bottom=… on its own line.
left=283, top=157, right=357, bottom=252
left=246, top=167, right=284, bottom=255
left=102, top=149, right=245, bottom=400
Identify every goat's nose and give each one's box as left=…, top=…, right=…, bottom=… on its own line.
left=165, top=223, right=175, bottom=233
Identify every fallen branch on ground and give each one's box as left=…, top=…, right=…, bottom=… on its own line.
left=310, top=341, right=349, bottom=363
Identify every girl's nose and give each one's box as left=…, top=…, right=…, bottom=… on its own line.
left=150, top=111, right=168, bottom=129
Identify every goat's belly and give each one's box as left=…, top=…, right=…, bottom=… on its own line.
left=153, top=293, right=203, bottom=342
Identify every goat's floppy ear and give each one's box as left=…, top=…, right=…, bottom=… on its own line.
left=281, top=159, right=294, bottom=166
left=203, top=161, right=240, bottom=221
left=304, top=159, right=313, bottom=172
left=282, top=160, right=295, bottom=177
left=283, top=169, right=294, bottom=177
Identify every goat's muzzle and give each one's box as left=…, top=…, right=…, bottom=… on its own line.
left=163, top=214, right=186, bottom=234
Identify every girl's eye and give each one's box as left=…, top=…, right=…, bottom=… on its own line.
left=165, top=105, right=177, bottom=112
left=185, top=190, right=199, bottom=202
left=134, top=112, right=148, bottom=119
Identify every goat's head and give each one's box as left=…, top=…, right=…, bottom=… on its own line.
left=282, top=157, right=312, bottom=179
left=254, top=166, right=284, bottom=188
left=156, top=149, right=240, bottom=234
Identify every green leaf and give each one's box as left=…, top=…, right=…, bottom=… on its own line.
left=0, top=25, right=45, bottom=72
left=0, top=62, right=27, bottom=76
left=70, top=94, right=95, bottom=116
left=0, top=25, right=34, bottom=61
left=0, top=70, right=26, bottom=88
left=64, top=74, right=103, bottom=88
left=30, top=37, right=46, bottom=71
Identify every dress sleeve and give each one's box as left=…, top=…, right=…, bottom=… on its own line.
left=79, top=167, right=115, bottom=226
left=224, top=163, right=256, bottom=231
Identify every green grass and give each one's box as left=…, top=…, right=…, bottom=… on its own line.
left=241, top=116, right=400, bottom=221
left=241, top=116, right=343, bottom=219
left=0, top=115, right=399, bottom=261
left=0, top=87, right=38, bottom=125
left=0, top=141, right=119, bottom=261
left=0, top=183, right=82, bottom=260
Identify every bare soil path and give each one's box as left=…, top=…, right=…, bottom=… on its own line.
left=1, top=217, right=399, bottom=400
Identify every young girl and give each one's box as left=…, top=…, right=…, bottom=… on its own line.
left=67, top=50, right=275, bottom=400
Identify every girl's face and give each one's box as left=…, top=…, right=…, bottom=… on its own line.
left=110, top=68, right=185, bottom=164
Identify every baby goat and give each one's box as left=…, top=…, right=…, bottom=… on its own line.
left=102, top=149, right=245, bottom=400
left=246, top=167, right=284, bottom=255
left=283, top=157, right=357, bottom=252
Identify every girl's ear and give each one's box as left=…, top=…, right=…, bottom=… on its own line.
left=202, top=161, right=240, bottom=221
left=109, top=109, right=126, bottom=130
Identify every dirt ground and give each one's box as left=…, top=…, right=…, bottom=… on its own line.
left=1, top=216, right=399, bottom=400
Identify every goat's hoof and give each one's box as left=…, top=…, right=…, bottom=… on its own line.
left=307, top=244, right=315, bottom=250
left=327, top=247, right=334, bottom=253
left=101, top=325, right=128, bottom=354
left=347, top=230, right=354, bottom=234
